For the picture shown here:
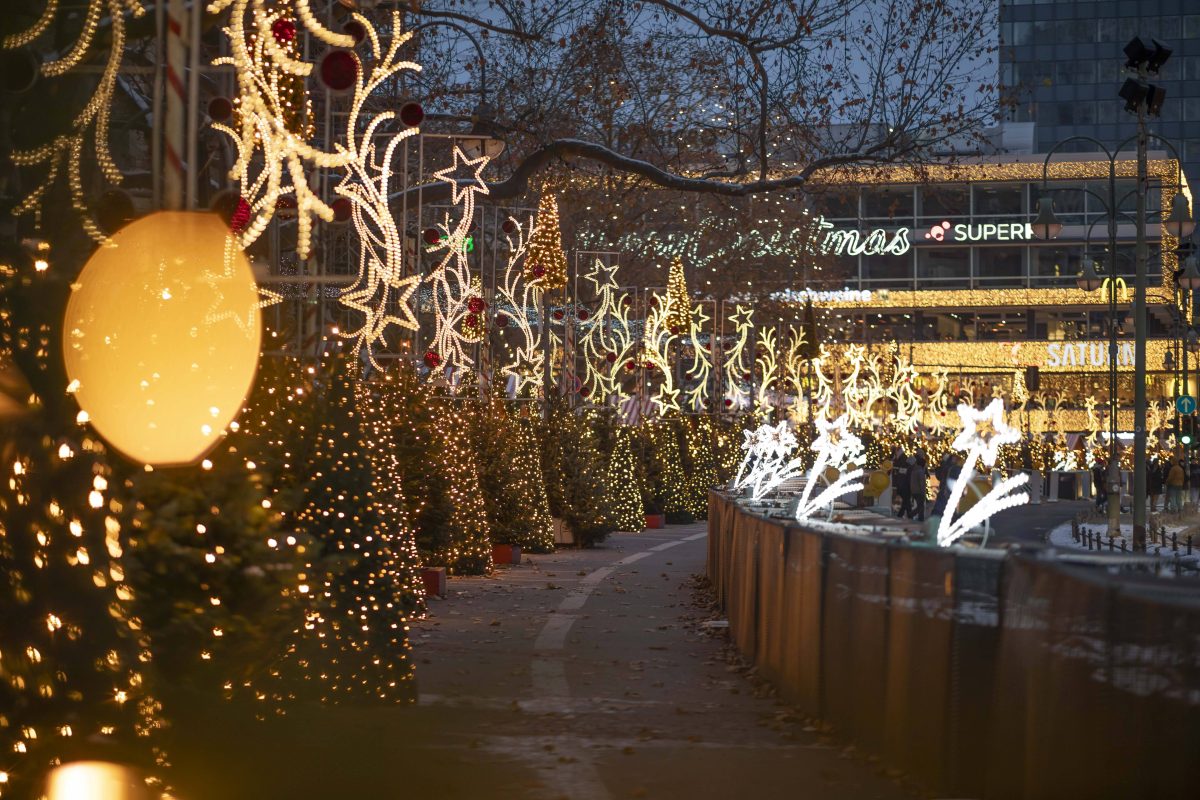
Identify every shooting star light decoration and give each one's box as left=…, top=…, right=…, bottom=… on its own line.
left=794, top=413, right=865, bottom=521
left=936, top=398, right=1030, bottom=547
left=733, top=421, right=806, bottom=501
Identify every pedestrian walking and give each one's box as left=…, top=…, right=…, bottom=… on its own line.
left=909, top=450, right=928, bottom=522
left=1190, top=459, right=1200, bottom=506
left=1148, top=456, right=1163, bottom=512
left=892, top=446, right=911, bottom=519
left=1167, top=459, right=1185, bottom=513
left=1092, top=458, right=1108, bottom=513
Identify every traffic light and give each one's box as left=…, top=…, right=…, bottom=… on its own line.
left=1182, top=416, right=1197, bottom=447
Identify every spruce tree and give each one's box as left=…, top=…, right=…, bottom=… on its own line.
left=474, top=397, right=553, bottom=552
left=526, top=194, right=568, bottom=290
left=0, top=252, right=165, bottom=795
left=606, top=427, right=645, bottom=531
left=269, top=347, right=417, bottom=703
left=683, top=415, right=719, bottom=519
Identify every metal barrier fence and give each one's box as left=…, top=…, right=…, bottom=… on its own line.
left=708, top=492, right=1200, bottom=799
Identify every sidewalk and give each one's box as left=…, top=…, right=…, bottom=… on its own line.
left=168, top=525, right=910, bottom=799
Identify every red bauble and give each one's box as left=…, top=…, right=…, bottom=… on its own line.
left=704, top=342, right=712, bottom=350
left=422, top=227, right=441, bottom=245
left=669, top=325, right=679, bottom=335
left=580, top=386, right=591, bottom=397
left=496, top=314, right=509, bottom=328
left=553, top=310, right=564, bottom=320
left=532, top=266, right=546, bottom=278
left=424, top=351, right=442, bottom=368
left=648, top=297, right=658, bottom=308
left=605, top=352, right=617, bottom=363
left=399, top=101, right=424, bottom=127
left=724, top=398, right=734, bottom=408
left=271, top=18, right=296, bottom=44
left=465, top=313, right=479, bottom=328
left=319, top=49, right=358, bottom=92
left=502, top=219, right=517, bottom=234
left=467, top=297, right=486, bottom=314
left=743, top=372, right=752, bottom=380
left=622, top=296, right=633, bottom=306
left=625, top=361, right=636, bottom=371
left=577, top=309, right=590, bottom=321
left=343, top=19, right=367, bottom=44
left=207, top=96, right=233, bottom=122
left=229, top=196, right=251, bottom=233
left=645, top=361, right=655, bottom=370
left=331, top=196, right=352, bottom=223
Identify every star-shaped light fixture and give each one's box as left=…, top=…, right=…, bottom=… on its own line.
left=953, top=398, right=1019, bottom=466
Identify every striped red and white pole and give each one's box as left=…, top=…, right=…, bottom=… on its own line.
left=164, top=0, right=187, bottom=209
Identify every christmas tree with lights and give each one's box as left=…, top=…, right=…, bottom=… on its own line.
left=269, top=347, right=418, bottom=703
left=683, top=416, right=719, bottom=520
left=473, top=397, right=554, bottom=552
left=424, top=396, right=493, bottom=573
left=540, top=401, right=612, bottom=546
left=527, top=194, right=568, bottom=291
left=0, top=256, right=166, bottom=796
left=665, top=255, right=692, bottom=334
left=605, top=427, right=646, bottom=531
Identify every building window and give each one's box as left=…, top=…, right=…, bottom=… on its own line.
left=862, top=253, right=913, bottom=286
left=918, top=185, right=969, bottom=219
left=863, top=187, right=914, bottom=221
left=976, top=247, right=1026, bottom=285
left=917, top=248, right=970, bottom=286
left=974, top=184, right=1025, bottom=216
left=1033, top=246, right=1081, bottom=287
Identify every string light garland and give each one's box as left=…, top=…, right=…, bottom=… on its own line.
left=642, top=293, right=681, bottom=415
left=6, top=0, right=145, bottom=244
left=210, top=0, right=361, bottom=258
left=684, top=303, right=713, bottom=412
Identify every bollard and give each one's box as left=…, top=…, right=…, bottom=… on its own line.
left=1120, top=540, right=1127, bottom=553
left=1172, top=532, right=1179, bottom=552
left=1109, top=536, right=1115, bottom=552
left=1188, top=536, right=1193, bottom=556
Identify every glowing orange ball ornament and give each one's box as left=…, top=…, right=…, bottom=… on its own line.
left=63, top=211, right=261, bottom=465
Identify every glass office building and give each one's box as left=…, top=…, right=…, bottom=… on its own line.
left=999, top=0, right=1200, bottom=185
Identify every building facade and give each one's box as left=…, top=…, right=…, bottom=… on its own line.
left=794, top=154, right=1191, bottom=428
left=999, top=0, right=1200, bottom=185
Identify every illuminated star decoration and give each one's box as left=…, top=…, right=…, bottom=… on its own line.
left=794, top=413, right=865, bottom=521
left=202, top=231, right=284, bottom=335
left=495, top=216, right=545, bottom=396
left=732, top=421, right=805, bottom=501
left=722, top=304, right=753, bottom=410
left=579, top=258, right=634, bottom=405
left=642, top=292, right=681, bottom=416
left=684, top=302, right=713, bottom=411
left=937, top=398, right=1030, bottom=547
left=424, top=145, right=493, bottom=376
left=330, top=13, right=423, bottom=369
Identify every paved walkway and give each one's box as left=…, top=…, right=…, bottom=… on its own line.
left=171, top=525, right=910, bottom=799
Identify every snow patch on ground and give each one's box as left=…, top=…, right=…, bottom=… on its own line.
left=1047, top=520, right=1200, bottom=563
